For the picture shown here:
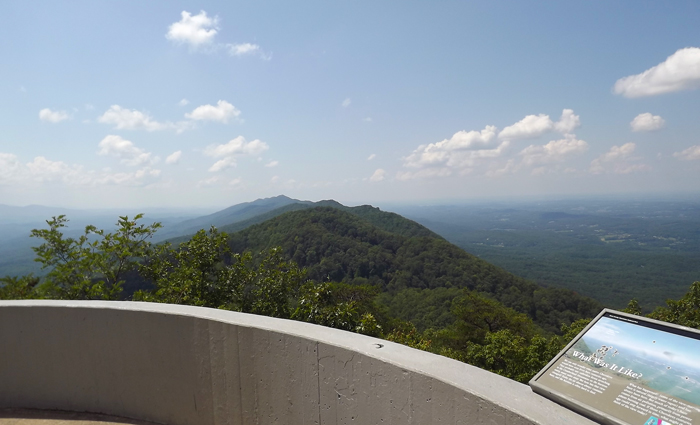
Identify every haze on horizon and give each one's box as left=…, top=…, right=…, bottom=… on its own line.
left=1, top=1, right=699, bottom=210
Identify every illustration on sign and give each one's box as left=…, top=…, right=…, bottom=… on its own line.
left=531, top=310, right=700, bottom=425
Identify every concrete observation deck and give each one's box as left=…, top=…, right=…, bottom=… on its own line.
left=0, top=301, right=596, bottom=425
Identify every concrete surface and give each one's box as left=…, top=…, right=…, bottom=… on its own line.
left=0, top=301, right=598, bottom=425
left=0, top=408, right=158, bottom=424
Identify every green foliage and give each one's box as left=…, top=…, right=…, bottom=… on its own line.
left=647, top=281, right=700, bottom=328
left=0, top=275, right=41, bottom=300
left=293, top=281, right=382, bottom=336
left=30, top=214, right=161, bottom=300
left=227, top=207, right=601, bottom=333
left=452, top=291, right=535, bottom=344
left=137, top=228, right=305, bottom=318
left=384, top=321, right=433, bottom=351
left=5, top=208, right=620, bottom=385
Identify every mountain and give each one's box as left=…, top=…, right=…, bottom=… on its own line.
left=154, top=195, right=307, bottom=241
left=225, top=206, right=601, bottom=333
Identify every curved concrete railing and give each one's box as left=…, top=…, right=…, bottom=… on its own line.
left=0, top=301, right=595, bottom=425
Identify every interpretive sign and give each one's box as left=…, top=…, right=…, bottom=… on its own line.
left=530, top=309, right=700, bottom=425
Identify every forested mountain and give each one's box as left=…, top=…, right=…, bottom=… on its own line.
left=227, top=206, right=601, bottom=333
left=154, top=195, right=306, bottom=241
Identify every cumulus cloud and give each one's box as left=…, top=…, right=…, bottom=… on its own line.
left=0, top=154, right=90, bottom=185
left=98, top=105, right=167, bottom=131
left=205, top=136, right=268, bottom=157
left=519, top=135, right=589, bottom=166
left=185, top=100, right=241, bottom=123
left=211, top=158, right=240, bottom=172
left=369, top=169, right=385, bottom=182
left=499, top=114, right=553, bottom=140
left=367, top=154, right=376, bottom=160
left=0, top=153, right=23, bottom=184
left=590, top=143, right=649, bottom=174
left=342, top=98, right=351, bottom=108
left=166, top=11, right=219, bottom=48
left=499, top=109, right=580, bottom=140
left=204, top=136, right=269, bottom=172
left=613, top=47, right=700, bottom=98
left=553, top=109, right=581, bottom=134
left=673, top=145, right=700, bottom=161
left=227, top=43, right=259, bottom=56
left=25, top=157, right=90, bottom=184
left=178, top=99, right=189, bottom=106
left=165, top=151, right=182, bottom=164
left=404, top=126, right=498, bottom=168
left=485, top=159, right=516, bottom=177
left=97, top=135, right=154, bottom=166
left=630, top=113, right=666, bottom=132
left=0, top=151, right=161, bottom=187
left=39, top=108, right=70, bottom=123
left=265, top=160, right=279, bottom=168
left=95, top=167, right=161, bottom=186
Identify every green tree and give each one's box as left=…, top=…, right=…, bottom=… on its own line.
left=30, top=214, right=161, bottom=300
left=648, top=281, right=700, bottom=328
left=450, top=291, right=535, bottom=345
left=292, top=281, right=382, bottom=336
left=0, top=275, right=41, bottom=300
left=137, top=228, right=305, bottom=318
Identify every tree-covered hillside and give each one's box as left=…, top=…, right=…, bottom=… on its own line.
left=227, top=206, right=601, bottom=333
left=6, top=208, right=700, bottom=385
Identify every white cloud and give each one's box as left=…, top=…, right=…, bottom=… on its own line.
left=673, top=145, right=700, bottom=161
left=519, top=135, right=589, bottom=166
left=208, top=157, right=236, bottom=172
left=363, top=117, right=373, bottom=122
left=98, top=105, right=167, bottom=131
left=613, top=47, right=700, bottom=98
left=178, top=99, right=189, bottom=106
left=227, top=43, right=259, bottom=56
left=367, top=154, right=376, bottom=161
left=499, top=114, right=553, bottom=140
left=98, top=135, right=154, bottom=167
left=485, top=159, right=516, bottom=177
left=0, top=153, right=23, bottom=184
left=166, top=11, right=218, bottom=48
left=0, top=151, right=162, bottom=187
left=499, top=109, right=580, bottom=140
left=342, top=98, right=351, bottom=108
left=553, top=109, right=581, bottom=134
left=95, top=167, right=161, bottom=186
left=205, top=136, right=269, bottom=157
left=198, top=176, right=222, bottom=187
left=590, top=143, right=649, bottom=174
left=205, top=136, right=269, bottom=172
left=630, top=113, right=666, bottom=132
left=265, top=160, right=279, bottom=168
left=229, top=178, right=243, bottom=187
left=25, top=157, right=90, bottom=184
left=39, top=108, right=70, bottom=123
left=185, top=100, right=241, bottom=123
left=404, top=126, right=498, bottom=168
left=369, top=169, right=386, bottom=182
left=270, top=175, right=279, bottom=183
left=165, top=151, right=182, bottom=164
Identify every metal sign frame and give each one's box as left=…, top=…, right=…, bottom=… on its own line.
left=530, top=309, right=700, bottom=425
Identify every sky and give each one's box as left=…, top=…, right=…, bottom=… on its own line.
left=2, top=1, right=700, bottom=209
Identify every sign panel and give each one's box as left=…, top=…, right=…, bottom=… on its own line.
left=530, top=309, right=700, bottom=425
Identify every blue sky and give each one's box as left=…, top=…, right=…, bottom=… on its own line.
left=2, top=1, right=700, bottom=208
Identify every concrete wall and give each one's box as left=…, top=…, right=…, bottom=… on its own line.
left=0, top=301, right=595, bottom=425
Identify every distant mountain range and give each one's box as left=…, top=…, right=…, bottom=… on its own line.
left=0, top=195, right=602, bottom=332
